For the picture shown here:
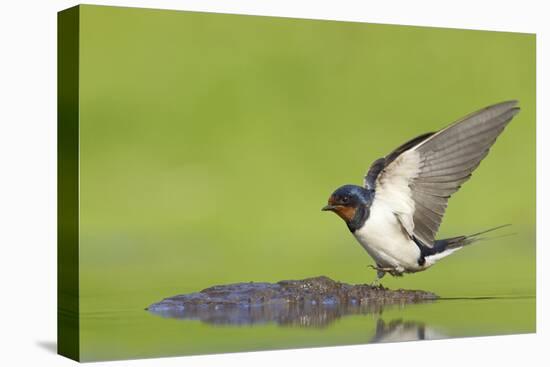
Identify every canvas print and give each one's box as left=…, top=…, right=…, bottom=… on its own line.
left=57, top=5, right=536, bottom=362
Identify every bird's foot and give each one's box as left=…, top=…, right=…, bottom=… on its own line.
left=367, top=265, right=393, bottom=287
left=368, top=265, right=404, bottom=286
left=369, top=278, right=382, bottom=287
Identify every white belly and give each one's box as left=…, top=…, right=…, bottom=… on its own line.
left=353, top=199, right=422, bottom=272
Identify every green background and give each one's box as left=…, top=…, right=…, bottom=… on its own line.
left=76, top=5, right=535, bottom=361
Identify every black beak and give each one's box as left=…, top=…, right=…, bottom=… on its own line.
left=322, top=204, right=336, bottom=211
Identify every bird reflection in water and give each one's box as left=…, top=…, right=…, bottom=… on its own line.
left=370, top=319, right=446, bottom=343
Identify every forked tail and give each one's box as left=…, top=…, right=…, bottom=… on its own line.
left=434, top=224, right=513, bottom=252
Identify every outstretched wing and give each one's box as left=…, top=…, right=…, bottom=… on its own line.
left=364, top=101, right=520, bottom=247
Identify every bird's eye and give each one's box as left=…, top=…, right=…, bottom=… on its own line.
left=342, top=196, right=349, bottom=203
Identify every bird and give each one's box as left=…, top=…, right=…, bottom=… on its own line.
left=322, top=101, right=520, bottom=284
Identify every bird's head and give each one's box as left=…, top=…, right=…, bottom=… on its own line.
left=322, top=184, right=371, bottom=224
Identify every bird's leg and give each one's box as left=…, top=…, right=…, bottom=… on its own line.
left=368, top=265, right=389, bottom=286
left=370, top=271, right=385, bottom=287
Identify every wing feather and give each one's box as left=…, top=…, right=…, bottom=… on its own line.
left=365, top=101, right=520, bottom=246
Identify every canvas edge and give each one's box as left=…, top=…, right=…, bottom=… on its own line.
left=57, top=4, right=81, bottom=362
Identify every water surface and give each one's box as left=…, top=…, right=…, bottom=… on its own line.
left=80, top=293, right=535, bottom=361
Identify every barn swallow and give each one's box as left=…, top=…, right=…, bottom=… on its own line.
left=322, top=101, right=520, bottom=283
